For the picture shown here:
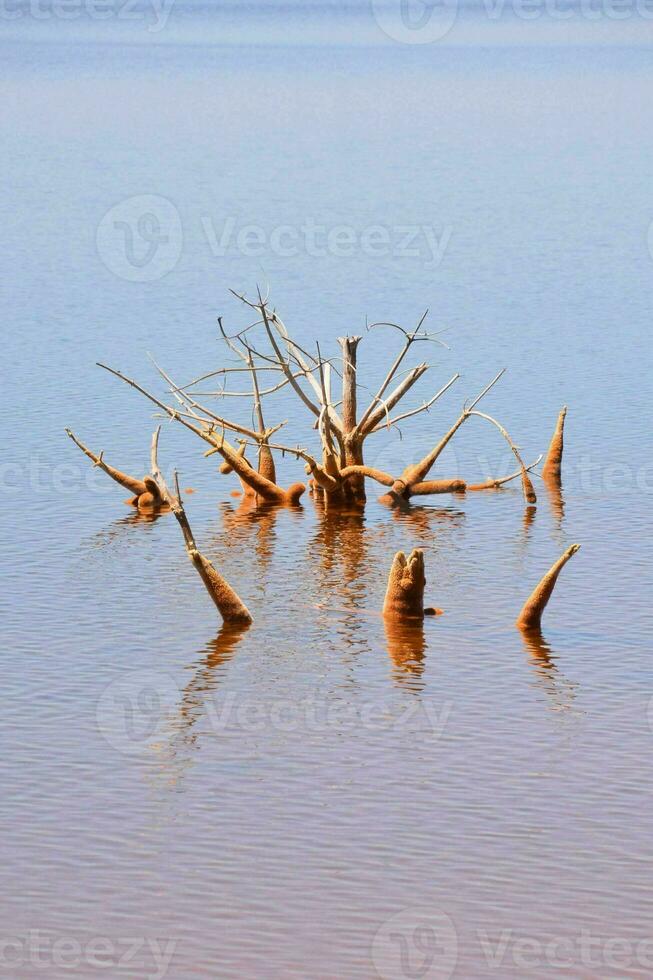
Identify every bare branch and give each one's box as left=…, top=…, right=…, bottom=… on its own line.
left=467, top=454, right=542, bottom=491
left=469, top=410, right=537, bottom=504
left=256, top=296, right=323, bottom=420
left=358, top=362, right=430, bottom=435
left=368, top=373, right=460, bottom=433
left=65, top=428, right=147, bottom=497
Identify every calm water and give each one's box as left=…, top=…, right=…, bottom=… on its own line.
left=2, top=5, right=653, bottom=978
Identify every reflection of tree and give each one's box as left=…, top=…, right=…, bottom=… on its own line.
left=216, top=497, right=279, bottom=575
left=544, top=477, right=565, bottom=528
left=389, top=503, right=465, bottom=543
left=520, top=630, right=579, bottom=715
left=522, top=503, right=537, bottom=537
left=309, top=495, right=370, bottom=605
left=383, top=617, right=427, bottom=691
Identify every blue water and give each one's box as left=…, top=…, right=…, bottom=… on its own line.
left=2, top=6, right=653, bottom=978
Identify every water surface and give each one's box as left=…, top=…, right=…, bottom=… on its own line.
left=2, top=6, right=653, bottom=978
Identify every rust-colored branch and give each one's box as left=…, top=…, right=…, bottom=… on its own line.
left=386, top=369, right=505, bottom=500
left=66, top=427, right=164, bottom=512
left=66, top=428, right=147, bottom=497
left=516, top=543, right=580, bottom=631
left=409, top=479, right=466, bottom=495
left=339, top=464, right=395, bottom=487
left=210, top=434, right=305, bottom=505
left=542, top=406, right=567, bottom=483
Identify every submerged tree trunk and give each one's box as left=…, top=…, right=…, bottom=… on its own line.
left=383, top=549, right=427, bottom=620
left=338, top=336, right=366, bottom=501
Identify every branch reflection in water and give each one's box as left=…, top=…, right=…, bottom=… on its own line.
left=173, top=623, right=251, bottom=753
left=520, top=629, right=580, bottom=716
left=383, top=617, right=427, bottom=692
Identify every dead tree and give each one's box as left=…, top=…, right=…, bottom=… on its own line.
left=92, top=289, right=550, bottom=515
left=188, top=290, right=462, bottom=503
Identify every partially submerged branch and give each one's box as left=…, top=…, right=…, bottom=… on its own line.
left=378, top=370, right=505, bottom=505
left=65, top=428, right=163, bottom=511
left=150, top=428, right=253, bottom=625
left=541, top=406, right=567, bottom=484
left=467, top=454, right=543, bottom=491
left=97, top=362, right=299, bottom=502
left=207, top=434, right=305, bottom=505
left=516, top=544, right=580, bottom=631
